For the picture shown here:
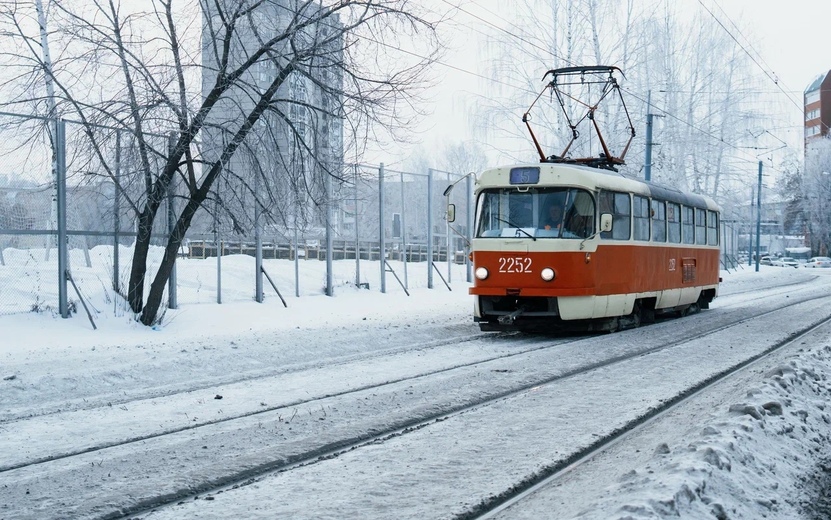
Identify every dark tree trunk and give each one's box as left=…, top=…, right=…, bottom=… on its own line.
left=139, top=189, right=208, bottom=325
left=127, top=207, right=155, bottom=312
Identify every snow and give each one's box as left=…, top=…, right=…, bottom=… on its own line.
left=2, top=249, right=831, bottom=519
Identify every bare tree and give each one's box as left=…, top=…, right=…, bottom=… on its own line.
left=472, top=0, right=643, bottom=164
left=438, top=140, right=487, bottom=176
left=803, top=137, right=831, bottom=256
left=472, top=0, right=763, bottom=203
left=0, top=0, right=440, bottom=324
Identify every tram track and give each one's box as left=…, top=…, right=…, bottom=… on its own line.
left=0, top=324, right=490, bottom=422
left=3, top=283, right=829, bottom=519
left=3, top=271, right=821, bottom=426
left=2, top=278, right=827, bottom=477
left=469, top=310, right=831, bottom=519
left=129, top=290, right=831, bottom=520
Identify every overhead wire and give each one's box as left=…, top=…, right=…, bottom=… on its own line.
left=429, top=0, right=795, bottom=170
left=435, top=0, right=578, bottom=68
left=269, top=0, right=550, bottom=99
left=624, top=88, right=788, bottom=174
left=268, top=0, right=799, bottom=173
left=697, top=0, right=804, bottom=113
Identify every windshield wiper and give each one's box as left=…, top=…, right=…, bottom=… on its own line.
left=495, top=217, right=536, bottom=241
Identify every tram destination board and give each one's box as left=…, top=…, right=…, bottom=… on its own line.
left=510, top=167, right=540, bottom=185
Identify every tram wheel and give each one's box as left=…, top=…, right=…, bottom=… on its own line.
left=638, top=300, right=656, bottom=324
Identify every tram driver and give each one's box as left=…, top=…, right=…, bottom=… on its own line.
left=541, top=196, right=589, bottom=238
left=542, top=204, right=564, bottom=232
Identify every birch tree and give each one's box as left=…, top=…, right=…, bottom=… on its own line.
left=474, top=0, right=643, bottom=164
left=474, top=0, right=761, bottom=203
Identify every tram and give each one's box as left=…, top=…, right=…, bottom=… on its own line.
left=449, top=66, right=721, bottom=332
left=465, top=163, right=720, bottom=332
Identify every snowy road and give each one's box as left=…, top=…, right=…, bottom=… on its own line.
left=2, top=268, right=831, bottom=519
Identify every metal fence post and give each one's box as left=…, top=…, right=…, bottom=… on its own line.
left=325, top=168, right=333, bottom=296
left=427, top=168, right=433, bottom=289
left=354, top=164, right=361, bottom=287
left=255, top=174, right=263, bottom=303
left=113, top=130, right=121, bottom=294
left=379, top=163, right=386, bottom=293
left=400, top=171, right=408, bottom=290
left=446, top=171, right=451, bottom=282
left=167, top=133, right=177, bottom=309
left=214, top=195, right=222, bottom=304
left=255, top=211, right=263, bottom=303
left=56, top=119, right=68, bottom=318
left=293, top=206, right=299, bottom=297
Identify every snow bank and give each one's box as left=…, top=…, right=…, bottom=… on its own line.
left=578, top=344, right=831, bottom=519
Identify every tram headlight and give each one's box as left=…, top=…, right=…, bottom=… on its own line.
left=540, top=267, right=555, bottom=282
left=475, top=267, right=489, bottom=280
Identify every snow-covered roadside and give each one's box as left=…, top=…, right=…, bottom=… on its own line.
left=0, top=253, right=474, bottom=355
left=3, top=261, right=831, bottom=520
left=566, top=343, right=831, bottom=520
left=487, top=267, right=831, bottom=520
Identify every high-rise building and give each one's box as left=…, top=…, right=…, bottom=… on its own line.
left=200, top=1, right=344, bottom=235
left=805, top=70, right=831, bottom=145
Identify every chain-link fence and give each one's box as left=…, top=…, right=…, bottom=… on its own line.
left=720, top=220, right=741, bottom=271
left=2, top=110, right=757, bottom=322
left=0, top=112, right=474, bottom=318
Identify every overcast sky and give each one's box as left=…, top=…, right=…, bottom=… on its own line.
left=401, top=0, right=829, bottom=169
left=713, top=0, right=828, bottom=93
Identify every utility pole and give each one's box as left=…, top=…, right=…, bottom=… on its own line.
left=748, top=186, right=753, bottom=266
left=643, top=90, right=664, bottom=183
left=755, top=161, right=763, bottom=272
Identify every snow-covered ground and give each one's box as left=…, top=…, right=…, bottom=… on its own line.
left=2, top=250, right=831, bottom=519
left=576, top=344, right=831, bottom=519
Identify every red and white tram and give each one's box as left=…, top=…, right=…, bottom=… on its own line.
left=467, top=163, right=721, bottom=332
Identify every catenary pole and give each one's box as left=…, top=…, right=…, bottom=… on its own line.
left=255, top=173, right=263, bottom=303
left=466, top=173, right=473, bottom=282
left=446, top=171, right=451, bottom=282
left=755, top=161, right=762, bottom=272
left=644, top=90, right=653, bottom=182
left=748, top=186, right=753, bottom=266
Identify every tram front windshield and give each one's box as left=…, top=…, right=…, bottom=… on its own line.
left=475, top=187, right=595, bottom=239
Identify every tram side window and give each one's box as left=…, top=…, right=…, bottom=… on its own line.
left=682, top=206, right=695, bottom=244
left=651, top=199, right=666, bottom=242
left=707, top=210, right=719, bottom=245
left=633, top=195, right=650, bottom=241
left=564, top=190, right=595, bottom=239
left=695, top=208, right=706, bottom=244
left=667, top=202, right=681, bottom=243
left=599, top=191, right=631, bottom=240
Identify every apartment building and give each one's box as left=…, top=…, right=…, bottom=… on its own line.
left=805, top=70, right=831, bottom=144
left=200, top=1, right=344, bottom=235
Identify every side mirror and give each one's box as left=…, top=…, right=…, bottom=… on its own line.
left=600, top=213, right=613, bottom=232
left=447, top=203, right=456, bottom=223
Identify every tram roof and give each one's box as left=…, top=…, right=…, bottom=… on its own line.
left=475, top=162, right=719, bottom=211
